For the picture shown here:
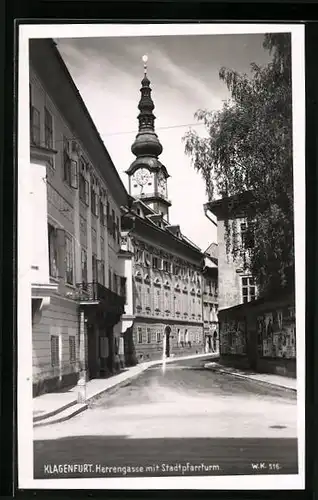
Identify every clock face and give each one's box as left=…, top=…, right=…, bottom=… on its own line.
left=157, top=172, right=166, bottom=194
left=135, top=168, right=150, bottom=186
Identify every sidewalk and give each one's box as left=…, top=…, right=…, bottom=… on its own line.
left=204, top=362, right=297, bottom=392
left=33, top=352, right=219, bottom=425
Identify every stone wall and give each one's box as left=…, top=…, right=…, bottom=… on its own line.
left=218, top=293, right=296, bottom=378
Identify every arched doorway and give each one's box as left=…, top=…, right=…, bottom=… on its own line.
left=164, top=325, right=171, bottom=358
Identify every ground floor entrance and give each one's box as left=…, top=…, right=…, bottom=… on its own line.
left=83, top=306, right=122, bottom=380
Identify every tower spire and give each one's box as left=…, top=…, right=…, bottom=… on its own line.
left=131, top=55, right=163, bottom=158
left=142, top=54, right=148, bottom=76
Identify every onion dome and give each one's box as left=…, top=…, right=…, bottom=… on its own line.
left=131, top=55, right=163, bottom=159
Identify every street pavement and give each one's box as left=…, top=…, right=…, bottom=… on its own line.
left=34, top=357, right=298, bottom=478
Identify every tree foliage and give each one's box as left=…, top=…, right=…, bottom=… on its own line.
left=183, top=33, right=294, bottom=296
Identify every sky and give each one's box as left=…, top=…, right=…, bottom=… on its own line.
left=56, top=33, right=271, bottom=251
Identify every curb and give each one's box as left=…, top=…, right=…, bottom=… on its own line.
left=34, top=403, right=88, bottom=427
left=33, top=400, right=77, bottom=423
left=204, top=363, right=297, bottom=392
left=34, top=354, right=217, bottom=425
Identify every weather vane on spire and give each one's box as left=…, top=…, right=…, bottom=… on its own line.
left=142, top=54, right=148, bottom=75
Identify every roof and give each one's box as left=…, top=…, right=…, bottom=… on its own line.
left=125, top=157, right=170, bottom=178
left=204, top=191, right=255, bottom=219
left=218, top=291, right=294, bottom=316
left=204, top=242, right=218, bottom=261
left=29, top=38, right=128, bottom=207
left=122, top=197, right=204, bottom=259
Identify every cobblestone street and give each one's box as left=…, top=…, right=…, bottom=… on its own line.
left=34, top=357, right=298, bottom=478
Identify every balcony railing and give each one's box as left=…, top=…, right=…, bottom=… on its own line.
left=75, top=281, right=125, bottom=313
left=136, top=191, right=171, bottom=204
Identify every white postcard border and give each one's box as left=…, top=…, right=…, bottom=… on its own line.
left=17, top=22, right=305, bottom=490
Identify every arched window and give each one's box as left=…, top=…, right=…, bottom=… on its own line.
left=144, top=274, right=150, bottom=284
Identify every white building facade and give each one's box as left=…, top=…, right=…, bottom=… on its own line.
left=29, top=39, right=128, bottom=396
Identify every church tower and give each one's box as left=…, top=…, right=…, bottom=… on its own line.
left=126, top=55, right=171, bottom=221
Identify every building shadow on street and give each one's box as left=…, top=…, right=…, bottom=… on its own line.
left=34, top=435, right=298, bottom=478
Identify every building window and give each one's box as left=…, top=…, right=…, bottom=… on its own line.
left=81, top=248, right=88, bottom=284
left=100, top=200, right=106, bottom=226
left=99, top=259, right=105, bottom=286
left=152, top=256, right=159, bottom=269
left=91, top=185, right=99, bottom=216
left=63, top=137, right=78, bottom=188
left=242, top=276, right=256, bottom=303
left=136, top=248, right=143, bottom=264
left=144, top=252, right=151, bottom=267
left=106, top=202, right=111, bottom=230
left=51, top=335, right=60, bottom=367
left=112, top=209, right=116, bottom=238
left=116, top=216, right=120, bottom=244
left=163, top=260, right=171, bottom=273
left=69, top=336, right=76, bottom=364
left=108, top=269, right=112, bottom=290
left=147, top=328, right=151, bottom=344
left=137, top=327, right=143, bottom=344
left=48, top=223, right=58, bottom=278
left=92, top=254, right=98, bottom=282
left=173, top=264, right=181, bottom=276
left=79, top=171, right=89, bottom=205
left=65, top=235, right=74, bottom=285
left=44, top=107, right=53, bottom=149
left=30, top=106, right=41, bottom=146
left=156, top=331, right=161, bottom=343
left=154, top=289, right=161, bottom=311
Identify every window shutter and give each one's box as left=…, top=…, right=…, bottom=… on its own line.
left=70, top=160, right=78, bottom=189
left=55, top=229, right=66, bottom=278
